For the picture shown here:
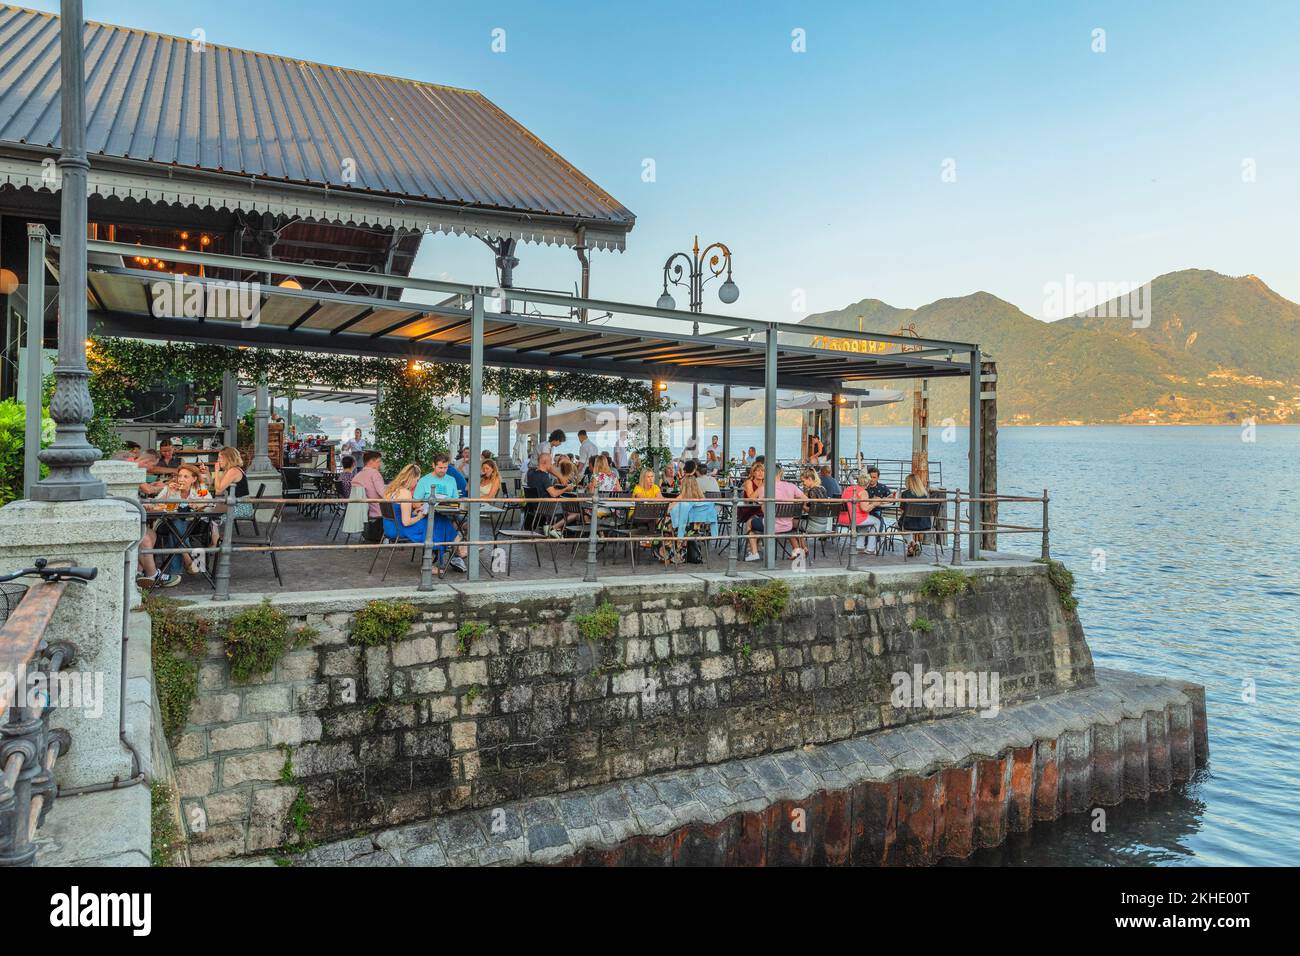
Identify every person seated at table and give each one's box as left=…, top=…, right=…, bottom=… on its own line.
left=819, top=463, right=842, bottom=498
left=686, top=458, right=720, bottom=496
left=386, top=464, right=467, bottom=573
left=446, top=450, right=470, bottom=497
left=743, top=447, right=758, bottom=468
left=745, top=467, right=806, bottom=562
left=337, top=456, right=355, bottom=496
left=738, top=462, right=764, bottom=530
left=353, top=450, right=387, bottom=522
left=202, top=446, right=252, bottom=548
left=667, top=474, right=718, bottom=564
left=898, top=472, right=933, bottom=558
left=150, top=440, right=179, bottom=476
left=587, top=453, right=622, bottom=496
left=526, top=452, right=573, bottom=538
left=480, top=458, right=502, bottom=500
left=415, top=453, right=461, bottom=503
left=838, top=470, right=884, bottom=554
left=152, top=463, right=212, bottom=576
left=800, top=466, right=832, bottom=553
left=112, top=440, right=141, bottom=462
left=134, top=450, right=168, bottom=497
left=632, top=468, right=661, bottom=500
left=135, top=467, right=183, bottom=588
left=862, top=466, right=894, bottom=553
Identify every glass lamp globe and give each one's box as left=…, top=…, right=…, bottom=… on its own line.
left=656, top=291, right=676, bottom=310
left=718, top=279, right=739, bottom=304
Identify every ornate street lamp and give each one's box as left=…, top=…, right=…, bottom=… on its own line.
left=655, top=236, right=739, bottom=447
left=32, top=0, right=104, bottom=501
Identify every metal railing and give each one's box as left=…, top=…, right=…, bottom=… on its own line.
left=0, top=559, right=96, bottom=867
left=136, top=485, right=1050, bottom=598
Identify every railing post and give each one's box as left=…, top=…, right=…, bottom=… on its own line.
left=951, top=488, right=963, bottom=565
left=418, top=502, right=437, bottom=591
left=583, top=491, right=600, bottom=583
left=213, top=487, right=235, bottom=601
left=726, top=486, right=739, bottom=577
left=1041, top=488, right=1050, bottom=561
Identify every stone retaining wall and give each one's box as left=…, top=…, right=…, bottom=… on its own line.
left=167, top=563, right=1093, bottom=861
left=259, top=668, right=1207, bottom=867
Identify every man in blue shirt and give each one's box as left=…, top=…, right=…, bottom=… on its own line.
left=415, top=453, right=462, bottom=501
left=819, top=464, right=842, bottom=498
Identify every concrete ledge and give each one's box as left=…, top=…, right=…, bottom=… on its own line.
left=175, top=560, right=1048, bottom=620
left=231, top=668, right=1205, bottom=867
left=35, top=783, right=151, bottom=867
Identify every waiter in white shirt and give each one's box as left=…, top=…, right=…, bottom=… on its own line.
left=577, top=429, right=599, bottom=464
left=613, top=430, right=630, bottom=470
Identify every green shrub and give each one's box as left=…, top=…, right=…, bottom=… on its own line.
left=150, top=782, right=183, bottom=866
left=350, top=600, right=418, bottom=646
left=575, top=602, right=620, bottom=642
left=145, top=595, right=210, bottom=742
left=919, top=569, right=971, bottom=599
left=913, top=616, right=934, bottom=633
left=0, top=397, right=53, bottom=507
left=223, top=599, right=315, bottom=683
left=719, top=579, right=790, bottom=626
left=1035, top=558, right=1079, bottom=613
left=456, top=620, right=487, bottom=654
left=289, top=786, right=311, bottom=837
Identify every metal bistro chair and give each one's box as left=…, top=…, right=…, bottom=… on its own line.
left=495, top=487, right=558, bottom=575
left=899, top=494, right=945, bottom=563
left=311, top=471, right=342, bottom=523
left=568, top=496, right=633, bottom=566
left=623, top=499, right=669, bottom=571
left=234, top=482, right=266, bottom=536
left=227, top=500, right=286, bottom=587
left=773, top=501, right=805, bottom=559
left=280, top=466, right=312, bottom=516
left=804, top=498, right=846, bottom=563
left=368, top=500, right=422, bottom=582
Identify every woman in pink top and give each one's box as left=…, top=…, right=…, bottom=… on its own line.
left=745, top=474, right=806, bottom=561
left=839, top=472, right=875, bottom=553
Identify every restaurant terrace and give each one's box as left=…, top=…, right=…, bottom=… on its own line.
left=0, top=1, right=1031, bottom=604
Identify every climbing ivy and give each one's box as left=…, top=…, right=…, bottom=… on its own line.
left=86, top=337, right=668, bottom=474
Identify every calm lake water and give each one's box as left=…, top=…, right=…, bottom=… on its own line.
left=847, top=423, right=1299, bottom=867
left=497, top=423, right=1300, bottom=865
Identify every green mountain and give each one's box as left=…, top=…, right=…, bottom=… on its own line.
left=795, top=270, right=1300, bottom=426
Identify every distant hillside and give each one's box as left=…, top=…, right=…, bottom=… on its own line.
left=793, top=270, right=1300, bottom=426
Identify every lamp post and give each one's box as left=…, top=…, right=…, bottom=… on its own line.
left=32, top=0, right=103, bottom=501
left=655, top=236, right=738, bottom=452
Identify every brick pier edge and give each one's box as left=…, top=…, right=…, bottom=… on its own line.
left=270, top=667, right=1208, bottom=867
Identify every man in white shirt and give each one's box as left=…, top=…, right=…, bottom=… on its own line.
left=342, top=427, right=367, bottom=456
left=613, top=431, right=630, bottom=469
left=577, top=429, right=599, bottom=464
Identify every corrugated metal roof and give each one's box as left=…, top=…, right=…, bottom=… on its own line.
left=0, top=4, right=634, bottom=231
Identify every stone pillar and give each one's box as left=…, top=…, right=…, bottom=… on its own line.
left=0, top=496, right=139, bottom=788
left=496, top=371, right=514, bottom=471
left=247, top=377, right=280, bottom=496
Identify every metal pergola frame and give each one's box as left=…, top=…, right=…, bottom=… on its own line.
left=24, top=229, right=985, bottom=568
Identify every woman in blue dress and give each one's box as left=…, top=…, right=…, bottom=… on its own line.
left=383, top=464, right=465, bottom=570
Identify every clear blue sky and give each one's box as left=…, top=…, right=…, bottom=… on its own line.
left=44, top=0, right=1300, bottom=323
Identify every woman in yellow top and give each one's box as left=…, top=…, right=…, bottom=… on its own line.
left=631, top=468, right=661, bottom=501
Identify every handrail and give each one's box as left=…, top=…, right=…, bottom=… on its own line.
left=0, top=581, right=67, bottom=723
left=131, top=486, right=1052, bottom=595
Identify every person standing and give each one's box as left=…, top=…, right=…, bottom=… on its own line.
left=577, top=429, right=599, bottom=464
left=613, top=430, right=630, bottom=471
left=342, top=427, right=367, bottom=457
